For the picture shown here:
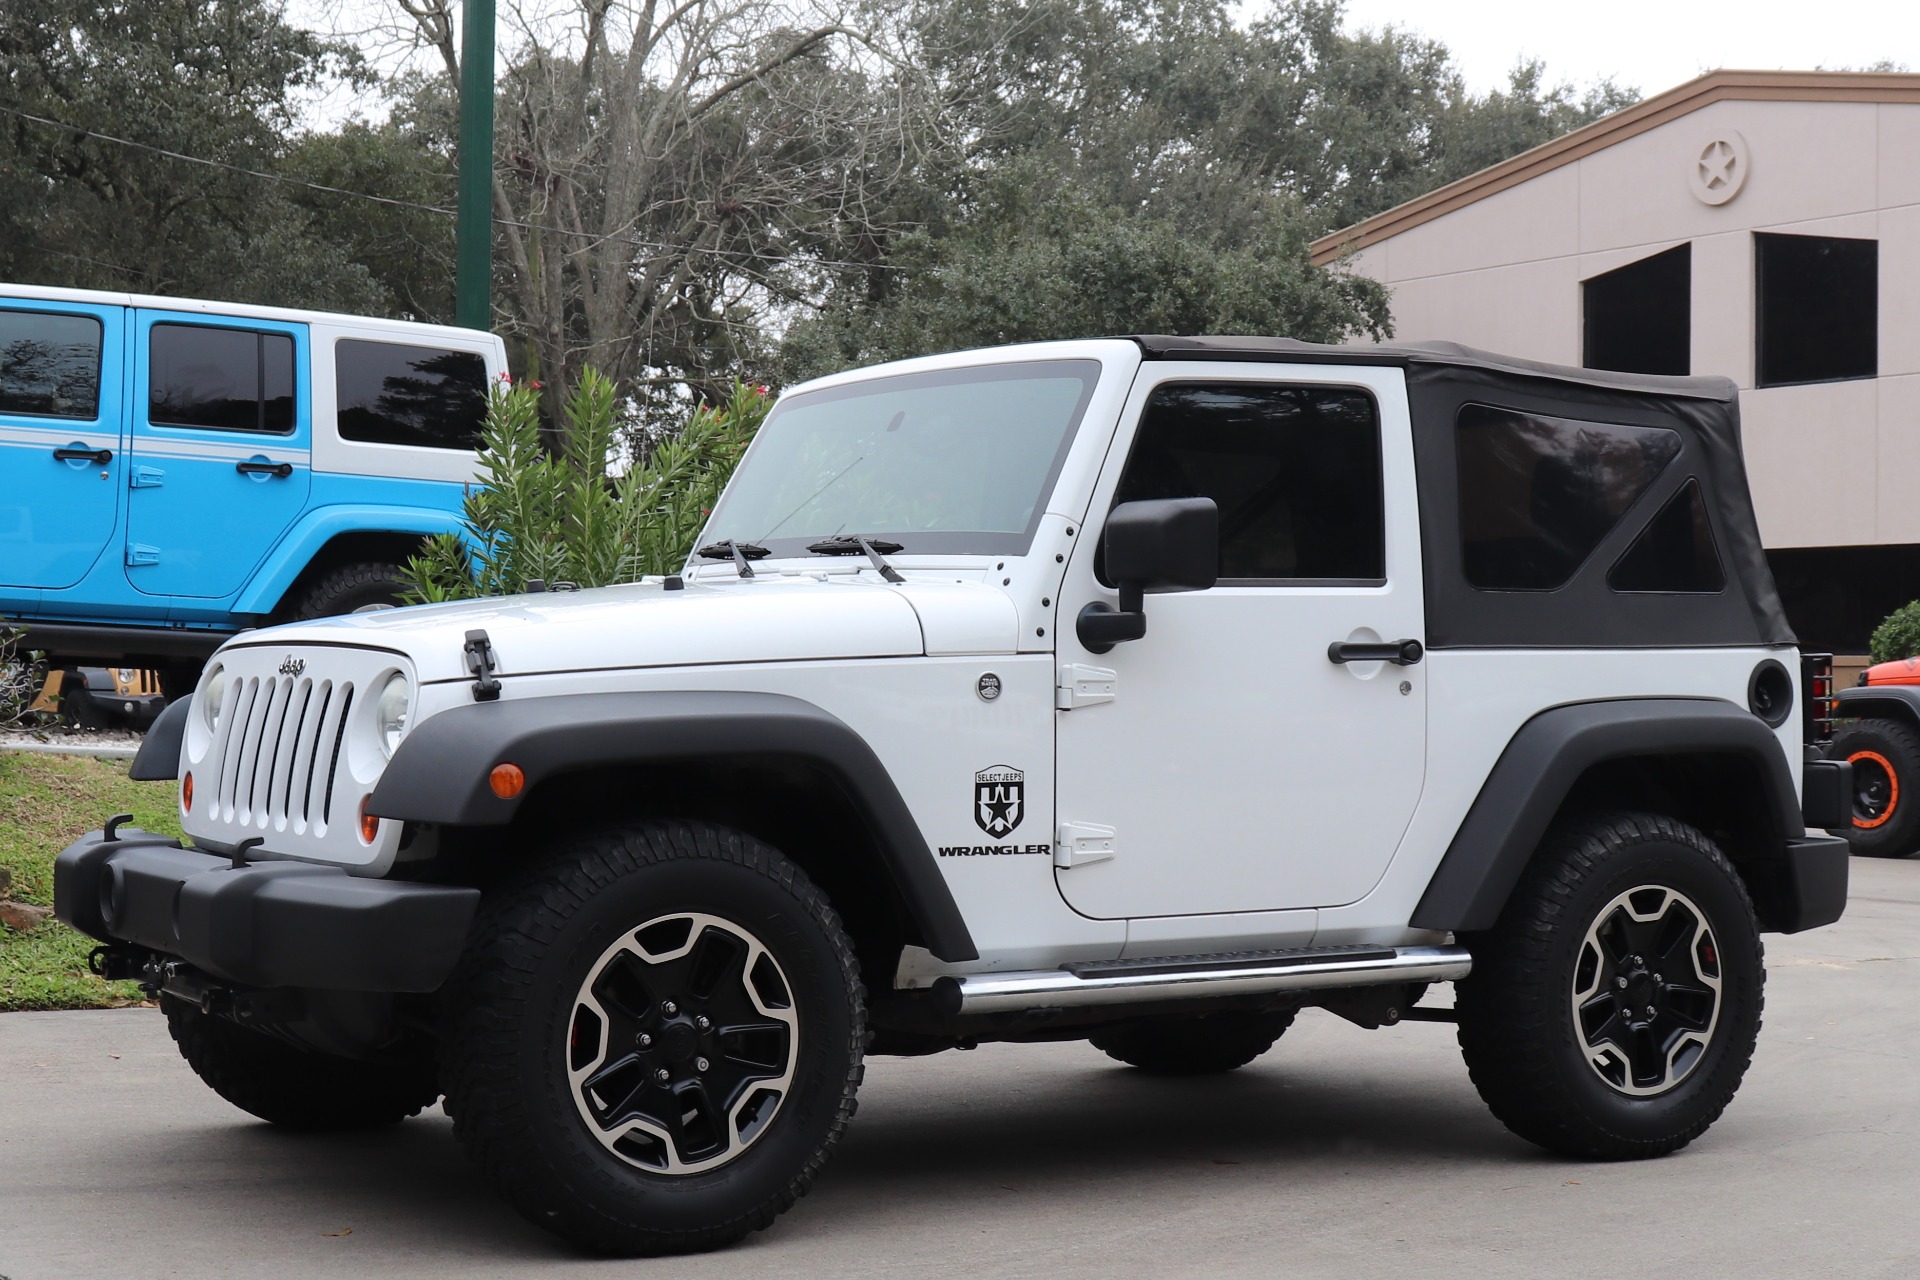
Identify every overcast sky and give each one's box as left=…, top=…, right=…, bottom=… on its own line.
left=1338, top=1, right=1918, bottom=96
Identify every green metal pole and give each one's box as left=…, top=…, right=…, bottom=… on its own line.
left=454, top=0, right=495, bottom=331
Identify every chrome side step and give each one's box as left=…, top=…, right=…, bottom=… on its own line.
left=931, top=945, right=1471, bottom=1016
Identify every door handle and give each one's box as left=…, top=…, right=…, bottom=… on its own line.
left=236, top=460, right=294, bottom=478
left=53, top=446, right=112, bottom=465
left=1327, top=639, right=1424, bottom=665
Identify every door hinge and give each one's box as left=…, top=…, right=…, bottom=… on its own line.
left=1055, top=822, right=1116, bottom=868
left=129, top=466, right=165, bottom=488
left=1055, top=664, right=1117, bottom=710
left=126, top=544, right=160, bottom=567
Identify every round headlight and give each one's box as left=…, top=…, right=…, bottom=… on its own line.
left=374, top=672, right=411, bottom=758
left=201, top=666, right=225, bottom=732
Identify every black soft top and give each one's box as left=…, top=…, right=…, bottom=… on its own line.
left=1129, top=335, right=1793, bottom=650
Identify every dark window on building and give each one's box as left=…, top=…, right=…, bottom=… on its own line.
left=1768, top=543, right=1920, bottom=654
left=0, top=311, right=101, bottom=419
left=1608, top=479, right=1725, bottom=593
left=336, top=340, right=490, bottom=449
left=150, top=324, right=296, bottom=433
left=1755, top=232, right=1877, bottom=387
left=1582, top=243, right=1690, bottom=376
left=1457, top=403, right=1682, bottom=591
left=1111, top=383, right=1384, bottom=582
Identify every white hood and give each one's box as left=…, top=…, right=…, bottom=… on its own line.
left=231, top=575, right=1022, bottom=682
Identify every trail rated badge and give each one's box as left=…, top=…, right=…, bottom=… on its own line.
left=974, top=765, right=1024, bottom=838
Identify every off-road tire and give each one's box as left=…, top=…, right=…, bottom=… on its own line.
left=438, top=820, right=866, bottom=1256
left=162, top=996, right=439, bottom=1130
left=282, top=562, right=408, bottom=622
left=61, top=681, right=108, bottom=730
left=1455, top=811, right=1763, bottom=1160
left=1089, top=1009, right=1296, bottom=1075
left=1830, top=718, right=1920, bottom=858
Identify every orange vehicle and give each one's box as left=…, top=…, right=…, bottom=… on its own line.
left=1831, top=658, right=1920, bottom=856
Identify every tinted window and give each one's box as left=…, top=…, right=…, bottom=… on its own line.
left=1457, top=404, right=1681, bottom=591
left=1583, top=243, right=1690, bottom=376
left=149, top=324, right=296, bottom=433
left=1755, top=232, right=1877, bottom=387
left=1608, top=479, right=1725, bottom=593
left=1113, top=384, right=1384, bottom=582
left=336, top=340, right=489, bottom=449
left=0, top=311, right=102, bottom=419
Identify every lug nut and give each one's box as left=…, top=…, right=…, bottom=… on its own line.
left=654, top=1068, right=671, bottom=1084
left=1646, top=1006, right=1658, bottom=1019
left=696, top=1016, right=711, bottom=1032
left=1614, top=976, right=1629, bottom=989
left=695, top=1056, right=710, bottom=1072
left=637, top=1033, right=652, bottom=1048
left=661, top=1000, right=678, bottom=1016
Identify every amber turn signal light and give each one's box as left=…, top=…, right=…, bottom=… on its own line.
left=359, top=796, right=380, bottom=844
left=489, top=763, right=526, bottom=799
left=182, top=772, right=194, bottom=813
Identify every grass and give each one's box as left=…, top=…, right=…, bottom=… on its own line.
left=0, top=752, right=183, bottom=1011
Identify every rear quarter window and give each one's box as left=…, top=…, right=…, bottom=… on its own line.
left=1456, top=404, right=1682, bottom=591
left=336, top=340, right=489, bottom=449
left=0, top=311, right=102, bottom=419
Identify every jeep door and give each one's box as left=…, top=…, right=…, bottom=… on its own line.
left=1052, top=362, right=1427, bottom=919
left=126, top=312, right=312, bottom=600
left=0, top=298, right=125, bottom=594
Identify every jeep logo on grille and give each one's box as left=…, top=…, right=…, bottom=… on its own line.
left=278, top=656, right=306, bottom=677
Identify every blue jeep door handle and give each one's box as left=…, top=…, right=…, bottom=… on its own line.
left=236, top=460, right=294, bottom=478
left=53, top=446, right=113, bottom=465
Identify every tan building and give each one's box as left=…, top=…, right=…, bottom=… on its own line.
left=1314, top=69, right=1920, bottom=655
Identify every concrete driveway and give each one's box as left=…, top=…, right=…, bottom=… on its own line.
left=4, top=858, right=1918, bottom=1280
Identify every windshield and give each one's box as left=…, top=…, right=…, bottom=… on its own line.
left=700, top=360, right=1101, bottom=559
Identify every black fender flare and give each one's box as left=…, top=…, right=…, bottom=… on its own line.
left=368, top=690, right=979, bottom=962
left=1410, top=698, right=1804, bottom=933
left=130, top=696, right=191, bottom=781
left=1834, top=683, right=1920, bottom=730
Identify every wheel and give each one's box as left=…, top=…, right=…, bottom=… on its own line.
left=282, top=562, right=409, bottom=621
left=1455, top=811, right=1763, bottom=1160
left=1830, top=718, right=1920, bottom=857
left=61, top=680, right=108, bottom=730
left=439, top=820, right=865, bottom=1256
left=162, top=996, right=439, bottom=1130
left=1088, top=1009, right=1296, bottom=1075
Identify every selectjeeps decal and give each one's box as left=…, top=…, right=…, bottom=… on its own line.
left=974, top=765, right=1025, bottom=838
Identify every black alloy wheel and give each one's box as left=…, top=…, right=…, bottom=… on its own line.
left=1456, top=811, right=1763, bottom=1160
left=567, top=912, right=799, bottom=1174
left=1568, top=887, right=1721, bottom=1096
left=1829, top=718, right=1920, bottom=858
left=438, top=820, right=866, bottom=1255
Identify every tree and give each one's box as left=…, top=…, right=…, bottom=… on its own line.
left=784, top=0, right=1637, bottom=376
left=0, top=0, right=390, bottom=311
left=393, top=0, right=934, bottom=436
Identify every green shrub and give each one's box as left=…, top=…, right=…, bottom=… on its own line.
left=1869, top=601, right=1920, bottom=665
left=402, top=372, right=766, bottom=602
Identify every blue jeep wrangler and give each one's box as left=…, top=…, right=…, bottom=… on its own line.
left=0, top=285, right=506, bottom=691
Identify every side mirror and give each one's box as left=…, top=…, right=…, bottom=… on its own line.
left=1076, top=497, right=1218, bottom=653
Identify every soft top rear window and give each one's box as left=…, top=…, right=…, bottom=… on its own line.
left=1456, top=403, right=1681, bottom=591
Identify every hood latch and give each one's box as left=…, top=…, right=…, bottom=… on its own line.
left=464, top=629, right=502, bottom=702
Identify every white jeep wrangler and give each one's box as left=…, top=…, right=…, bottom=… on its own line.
left=57, top=337, right=1852, bottom=1255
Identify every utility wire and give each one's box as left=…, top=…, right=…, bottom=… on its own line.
left=0, top=101, right=902, bottom=274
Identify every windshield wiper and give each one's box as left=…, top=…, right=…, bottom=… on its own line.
left=806, top=534, right=905, bottom=584
left=695, top=539, right=770, bottom=579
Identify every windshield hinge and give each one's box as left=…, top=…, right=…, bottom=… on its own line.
left=1056, top=664, right=1117, bottom=710
left=1055, top=822, right=1116, bottom=868
left=464, top=629, right=502, bottom=702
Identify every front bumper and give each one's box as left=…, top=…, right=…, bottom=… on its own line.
left=54, top=826, right=479, bottom=993
left=1779, top=833, right=1850, bottom=934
